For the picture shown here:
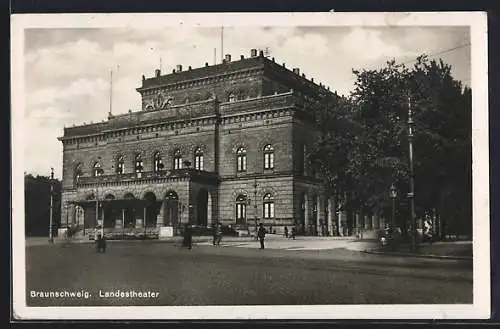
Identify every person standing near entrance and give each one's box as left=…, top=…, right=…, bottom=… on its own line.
left=213, top=223, right=222, bottom=246
left=257, top=223, right=267, bottom=249
left=284, top=226, right=289, bottom=238
left=182, top=224, right=193, bottom=250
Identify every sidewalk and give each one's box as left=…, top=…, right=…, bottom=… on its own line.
left=364, top=241, right=473, bottom=261
left=25, top=234, right=359, bottom=247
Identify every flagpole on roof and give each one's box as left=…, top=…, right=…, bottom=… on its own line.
left=108, top=69, right=113, bottom=116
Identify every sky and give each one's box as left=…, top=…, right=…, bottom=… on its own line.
left=22, top=26, right=470, bottom=178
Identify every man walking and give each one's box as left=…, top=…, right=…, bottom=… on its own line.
left=182, top=224, right=193, bottom=250
left=213, top=223, right=222, bottom=246
left=257, top=223, right=267, bottom=249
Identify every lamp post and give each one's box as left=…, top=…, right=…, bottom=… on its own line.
left=407, top=95, right=418, bottom=251
left=389, top=183, right=397, bottom=229
left=65, top=202, right=69, bottom=229
left=94, top=162, right=104, bottom=237
left=48, top=167, right=54, bottom=244
left=253, top=179, right=258, bottom=229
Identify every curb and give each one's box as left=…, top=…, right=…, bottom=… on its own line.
left=363, top=249, right=472, bottom=261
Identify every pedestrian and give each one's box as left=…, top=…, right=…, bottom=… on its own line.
left=182, top=224, right=193, bottom=249
left=291, top=226, right=296, bottom=240
left=284, top=226, right=289, bottom=238
left=258, top=223, right=267, bottom=249
left=213, top=223, right=222, bottom=246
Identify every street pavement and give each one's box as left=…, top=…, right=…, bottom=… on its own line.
left=24, top=237, right=473, bottom=307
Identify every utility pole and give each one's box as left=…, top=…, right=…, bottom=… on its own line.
left=407, top=95, right=418, bottom=251
left=49, top=167, right=54, bottom=244
left=253, top=179, right=258, bottom=239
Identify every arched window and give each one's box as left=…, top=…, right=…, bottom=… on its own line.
left=173, top=149, right=183, bottom=170
left=228, top=92, right=236, bottom=102
left=263, top=144, right=274, bottom=169
left=235, top=194, right=247, bottom=224
left=93, top=161, right=103, bottom=177
left=135, top=154, right=143, bottom=173
left=74, top=163, right=82, bottom=185
left=263, top=193, right=275, bottom=219
left=194, top=147, right=204, bottom=171
left=116, top=155, right=124, bottom=174
left=236, top=147, right=247, bottom=172
left=153, top=152, right=164, bottom=172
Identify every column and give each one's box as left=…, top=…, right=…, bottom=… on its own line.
left=327, top=198, right=333, bottom=236
left=157, top=201, right=164, bottom=227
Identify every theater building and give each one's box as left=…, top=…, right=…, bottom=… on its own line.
left=58, top=49, right=372, bottom=238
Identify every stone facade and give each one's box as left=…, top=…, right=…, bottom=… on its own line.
left=59, top=50, right=342, bottom=237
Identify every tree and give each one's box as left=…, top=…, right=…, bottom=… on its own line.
left=309, top=55, right=472, bottom=236
left=24, top=174, right=62, bottom=236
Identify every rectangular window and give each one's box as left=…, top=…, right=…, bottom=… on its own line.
left=237, top=155, right=247, bottom=172
left=195, top=156, right=204, bottom=170
left=264, top=153, right=274, bottom=169
left=263, top=203, right=275, bottom=219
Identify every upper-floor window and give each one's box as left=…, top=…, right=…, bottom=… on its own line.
left=153, top=152, right=164, bottom=172
left=93, top=161, right=103, bottom=177
left=74, top=163, right=82, bottom=185
left=173, top=149, right=183, bottom=170
left=194, top=147, right=204, bottom=171
left=116, top=155, right=124, bottom=175
left=135, top=154, right=143, bottom=173
left=236, top=147, right=247, bottom=172
left=263, top=193, right=275, bottom=219
left=263, top=144, right=274, bottom=169
left=235, top=194, right=247, bottom=224
left=228, top=92, right=236, bottom=102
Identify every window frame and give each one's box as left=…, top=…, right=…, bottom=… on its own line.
left=263, top=193, right=275, bottom=219
left=116, top=155, right=125, bottom=175
left=235, top=195, right=247, bottom=224
left=93, top=161, right=103, bottom=177
left=194, top=147, right=204, bottom=171
left=153, top=152, right=163, bottom=172
left=173, top=149, right=183, bottom=170
left=134, top=154, right=144, bottom=173
left=263, top=144, right=274, bottom=170
left=236, top=147, right=247, bottom=172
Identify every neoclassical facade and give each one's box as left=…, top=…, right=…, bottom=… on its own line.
left=59, top=50, right=355, bottom=237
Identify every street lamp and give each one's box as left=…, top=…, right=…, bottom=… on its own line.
left=48, top=167, right=55, bottom=244
left=389, top=183, right=397, bottom=228
left=407, top=95, right=418, bottom=251
left=65, top=202, right=69, bottom=230
left=94, top=162, right=104, bottom=237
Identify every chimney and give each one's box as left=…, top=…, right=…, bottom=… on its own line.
left=293, top=68, right=300, bottom=75
left=155, top=69, right=161, bottom=77
left=272, top=57, right=275, bottom=62
left=172, top=69, right=176, bottom=73
left=188, top=66, right=192, bottom=70
left=250, top=49, right=257, bottom=57
left=302, top=73, right=306, bottom=78
left=205, top=62, right=209, bottom=67
left=282, top=63, right=286, bottom=67
left=240, top=55, right=244, bottom=60
left=176, top=64, right=183, bottom=72
left=225, top=54, right=231, bottom=62
left=259, top=50, right=264, bottom=56
left=311, top=78, right=314, bottom=82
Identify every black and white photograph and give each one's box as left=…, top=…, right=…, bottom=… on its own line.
left=11, top=12, right=490, bottom=320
